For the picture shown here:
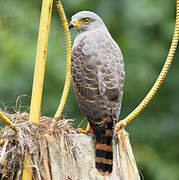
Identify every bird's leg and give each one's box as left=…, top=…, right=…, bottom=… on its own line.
left=78, top=123, right=93, bottom=134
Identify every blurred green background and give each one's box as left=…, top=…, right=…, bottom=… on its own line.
left=0, top=0, right=179, bottom=179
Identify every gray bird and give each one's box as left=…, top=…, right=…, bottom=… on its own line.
left=69, top=11, right=125, bottom=176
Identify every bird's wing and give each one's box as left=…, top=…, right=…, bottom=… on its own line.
left=82, top=35, right=125, bottom=101
left=71, top=34, right=125, bottom=121
left=82, top=34, right=125, bottom=120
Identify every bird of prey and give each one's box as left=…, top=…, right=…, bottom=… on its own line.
left=69, top=11, right=125, bottom=176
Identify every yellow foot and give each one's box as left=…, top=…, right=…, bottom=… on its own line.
left=115, top=120, right=126, bottom=133
left=78, top=123, right=93, bottom=134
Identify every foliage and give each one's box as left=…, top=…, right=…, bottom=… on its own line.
left=0, top=0, right=179, bottom=179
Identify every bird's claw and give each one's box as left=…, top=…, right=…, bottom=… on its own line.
left=77, top=123, right=93, bottom=134
left=115, top=120, right=126, bottom=133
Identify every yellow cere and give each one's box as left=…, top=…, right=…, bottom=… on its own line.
left=71, top=18, right=83, bottom=28
left=71, top=18, right=90, bottom=28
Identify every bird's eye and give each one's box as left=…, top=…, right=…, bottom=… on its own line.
left=83, top=18, right=90, bottom=24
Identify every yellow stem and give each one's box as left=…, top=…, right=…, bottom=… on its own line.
left=22, top=154, right=33, bottom=180
left=54, top=0, right=72, bottom=119
left=0, top=110, right=17, bottom=132
left=115, top=0, right=179, bottom=132
left=29, top=0, right=53, bottom=123
left=22, top=0, right=53, bottom=179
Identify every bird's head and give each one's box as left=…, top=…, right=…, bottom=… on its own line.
left=69, top=11, right=105, bottom=32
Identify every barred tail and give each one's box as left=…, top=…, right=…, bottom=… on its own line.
left=95, top=129, right=113, bottom=176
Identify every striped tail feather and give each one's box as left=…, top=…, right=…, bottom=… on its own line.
left=95, top=129, right=113, bottom=176
left=88, top=117, right=114, bottom=176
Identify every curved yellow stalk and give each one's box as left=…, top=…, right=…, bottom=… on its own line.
left=115, top=0, right=179, bottom=132
left=0, top=139, right=5, bottom=146
left=54, top=0, right=72, bottom=119
left=0, top=110, right=17, bottom=131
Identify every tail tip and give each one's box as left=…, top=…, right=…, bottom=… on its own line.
left=96, top=162, right=112, bottom=176
left=97, top=169, right=112, bottom=176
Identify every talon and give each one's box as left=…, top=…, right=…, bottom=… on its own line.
left=77, top=123, right=93, bottom=134
left=115, top=120, right=126, bottom=132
